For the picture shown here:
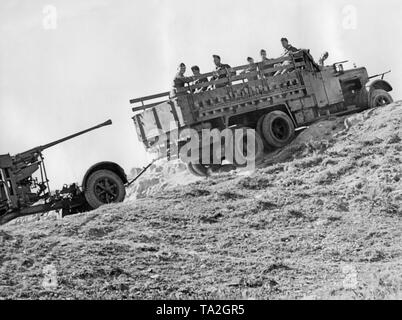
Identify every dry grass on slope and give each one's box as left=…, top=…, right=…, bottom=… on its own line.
left=0, top=102, right=401, bottom=299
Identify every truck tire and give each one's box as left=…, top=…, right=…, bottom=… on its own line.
left=256, top=116, right=274, bottom=151
left=187, top=162, right=209, bottom=177
left=187, top=162, right=224, bottom=177
left=232, top=127, right=264, bottom=167
left=370, top=89, right=393, bottom=108
left=84, top=169, right=126, bottom=209
left=261, top=111, right=295, bottom=148
left=186, top=141, right=226, bottom=177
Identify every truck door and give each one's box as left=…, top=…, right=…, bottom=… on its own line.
left=320, top=68, right=344, bottom=105
left=303, top=68, right=344, bottom=108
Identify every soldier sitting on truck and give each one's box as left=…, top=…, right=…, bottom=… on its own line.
left=281, top=37, right=299, bottom=56
left=260, top=49, right=271, bottom=62
left=274, top=38, right=300, bottom=76
left=211, top=55, right=234, bottom=88
left=260, top=49, right=276, bottom=76
left=240, top=57, right=258, bottom=81
left=170, top=63, right=194, bottom=98
left=191, top=65, right=210, bottom=93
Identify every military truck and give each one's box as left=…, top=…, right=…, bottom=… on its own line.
left=130, top=50, right=393, bottom=176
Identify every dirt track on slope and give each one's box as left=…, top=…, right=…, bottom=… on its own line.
left=1, top=102, right=401, bottom=299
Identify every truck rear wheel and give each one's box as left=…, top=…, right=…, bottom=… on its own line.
left=261, top=111, right=295, bottom=148
left=187, top=162, right=209, bottom=177
left=185, top=140, right=226, bottom=177
left=232, top=127, right=264, bottom=166
left=370, top=89, right=393, bottom=108
left=256, top=116, right=273, bottom=151
left=84, top=169, right=126, bottom=209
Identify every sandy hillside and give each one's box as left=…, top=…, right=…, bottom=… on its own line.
left=0, top=102, right=401, bottom=300
left=127, top=160, right=201, bottom=200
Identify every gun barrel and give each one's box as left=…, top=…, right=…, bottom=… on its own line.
left=17, top=119, right=113, bottom=157
left=40, top=119, right=113, bottom=150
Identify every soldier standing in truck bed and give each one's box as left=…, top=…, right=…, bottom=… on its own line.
left=170, top=63, right=194, bottom=98
left=212, top=55, right=233, bottom=88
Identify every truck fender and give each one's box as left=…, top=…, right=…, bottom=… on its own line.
left=82, top=161, right=128, bottom=191
left=366, top=79, right=393, bottom=93
left=356, top=79, right=393, bottom=108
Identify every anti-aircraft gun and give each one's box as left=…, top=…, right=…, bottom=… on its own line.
left=0, top=120, right=127, bottom=225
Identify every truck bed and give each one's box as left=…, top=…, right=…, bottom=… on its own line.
left=131, top=50, right=325, bottom=150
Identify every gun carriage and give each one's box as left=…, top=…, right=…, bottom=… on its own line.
left=0, top=120, right=127, bottom=225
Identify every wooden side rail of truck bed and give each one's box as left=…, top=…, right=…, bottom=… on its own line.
left=129, top=50, right=316, bottom=114
left=130, top=91, right=171, bottom=113
left=177, top=52, right=308, bottom=94
left=129, top=50, right=324, bottom=151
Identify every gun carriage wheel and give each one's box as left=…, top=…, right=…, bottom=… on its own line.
left=84, top=169, right=126, bottom=209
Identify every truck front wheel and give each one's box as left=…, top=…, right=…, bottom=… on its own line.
left=370, top=89, right=393, bottom=108
left=84, top=169, right=126, bottom=209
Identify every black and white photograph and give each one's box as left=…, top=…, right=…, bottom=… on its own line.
left=0, top=0, right=401, bottom=308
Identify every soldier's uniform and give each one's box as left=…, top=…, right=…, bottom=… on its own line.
left=193, top=76, right=209, bottom=93
left=319, top=52, right=329, bottom=66
left=261, top=57, right=275, bottom=76
left=244, top=64, right=259, bottom=81
left=275, top=44, right=299, bottom=76
left=282, top=44, right=299, bottom=56
left=213, top=63, right=232, bottom=88
left=171, top=73, right=193, bottom=97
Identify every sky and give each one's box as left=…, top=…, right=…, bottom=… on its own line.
left=1, top=0, right=401, bottom=188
